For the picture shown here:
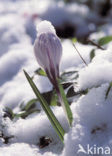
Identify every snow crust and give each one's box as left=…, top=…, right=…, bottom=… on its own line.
left=36, top=20, right=56, bottom=35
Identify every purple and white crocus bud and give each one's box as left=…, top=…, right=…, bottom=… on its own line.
left=34, top=21, right=62, bottom=87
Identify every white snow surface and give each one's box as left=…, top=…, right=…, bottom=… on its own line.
left=78, top=45, right=112, bottom=90
left=36, top=20, right=56, bottom=35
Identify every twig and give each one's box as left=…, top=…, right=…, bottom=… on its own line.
left=72, top=43, right=88, bottom=66
left=86, top=39, right=105, bottom=50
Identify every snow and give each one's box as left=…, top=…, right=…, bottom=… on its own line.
left=0, top=143, right=38, bottom=156
left=39, top=2, right=89, bottom=26
left=0, top=142, right=56, bottom=156
left=60, top=40, right=92, bottom=71
left=78, top=46, right=112, bottom=90
left=4, top=107, right=69, bottom=154
left=36, top=20, right=56, bottom=35
left=63, top=83, right=112, bottom=156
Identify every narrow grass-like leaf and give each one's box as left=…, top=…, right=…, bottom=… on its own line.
left=57, top=79, right=73, bottom=126
left=98, top=36, right=112, bottom=46
left=90, top=49, right=95, bottom=61
left=24, top=70, right=65, bottom=142
left=15, top=109, right=40, bottom=119
left=22, top=99, right=38, bottom=111
left=4, top=107, right=15, bottom=120
left=67, top=86, right=76, bottom=98
left=105, top=82, right=112, bottom=99
left=50, top=91, right=58, bottom=106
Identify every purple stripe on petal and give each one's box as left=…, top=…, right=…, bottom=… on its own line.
left=34, top=22, right=62, bottom=87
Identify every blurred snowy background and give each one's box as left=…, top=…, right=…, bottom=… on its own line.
left=0, top=0, right=112, bottom=156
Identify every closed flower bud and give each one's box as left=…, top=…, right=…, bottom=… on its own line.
left=34, top=21, right=62, bottom=85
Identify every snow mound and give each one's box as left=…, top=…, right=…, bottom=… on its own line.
left=36, top=20, right=56, bottom=35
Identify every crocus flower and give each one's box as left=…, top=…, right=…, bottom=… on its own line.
left=34, top=21, right=73, bottom=126
left=34, top=20, right=62, bottom=87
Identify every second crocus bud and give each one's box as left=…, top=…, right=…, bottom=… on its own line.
left=34, top=21, right=62, bottom=86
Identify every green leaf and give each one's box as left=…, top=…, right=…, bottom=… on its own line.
left=42, top=91, right=53, bottom=105
left=72, top=37, right=77, bottom=43
left=35, top=68, right=47, bottom=76
left=90, top=49, right=95, bottom=61
left=67, top=86, right=76, bottom=98
left=22, top=99, right=38, bottom=111
left=61, top=70, right=78, bottom=83
left=42, top=90, right=59, bottom=106
left=98, top=36, right=112, bottom=46
left=50, top=90, right=58, bottom=106
left=24, top=70, right=65, bottom=143
left=62, top=82, right=73, bottom=89
left=15, top=109, right=40, bottom=119
left=4, top=107, right=15, bottom=120
left=61, top=71, right=78, bottom=78
left=105, top=82, right=112, bottom=99
left=57, top=79, right=73, bottom=126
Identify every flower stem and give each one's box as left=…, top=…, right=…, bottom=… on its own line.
left=55, top=79, right=73, bottom=127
